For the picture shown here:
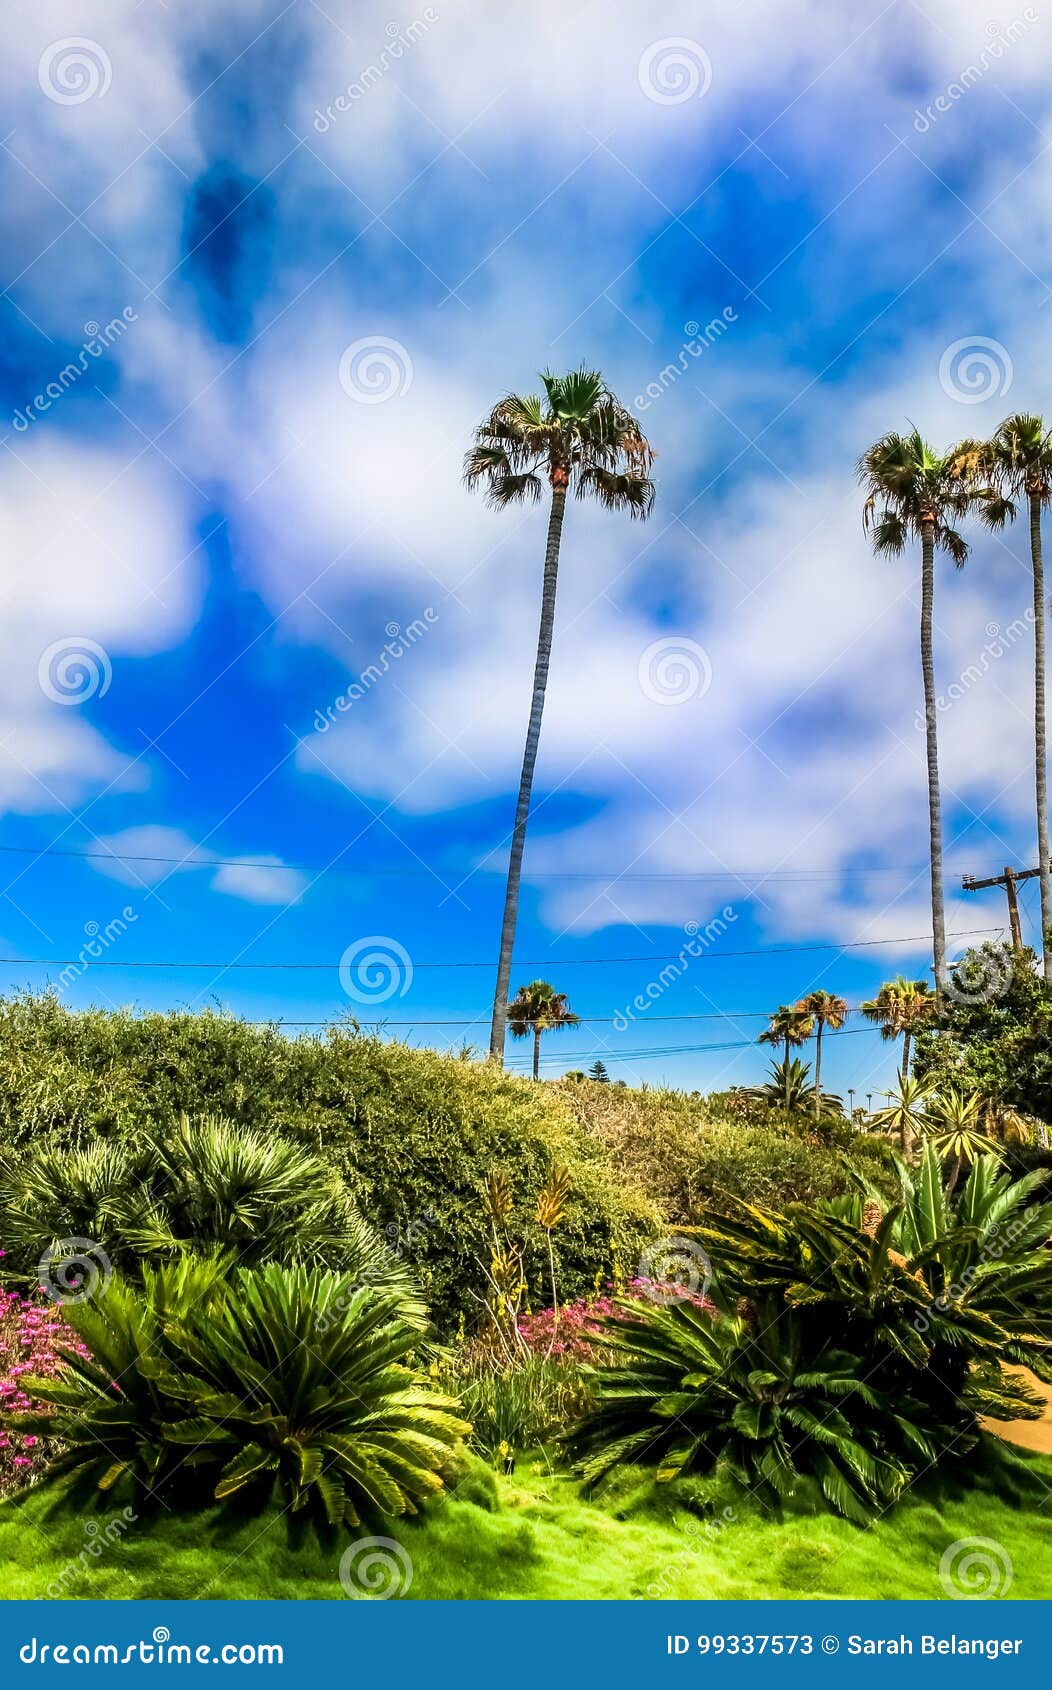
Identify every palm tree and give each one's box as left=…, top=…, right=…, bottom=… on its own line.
left=860, top=431, right=979, bottom=992
left=798, top=990, right=848, bottom=1121
left=867, top=1073, right=934, bottom=1157
left=956, top=416, right=1052, bottom=979
left=859, top=976, right=936, bottom=1079
left=464, top=371, right=655, bottom=1061
left=507, top=980, right=580, bottom=1079
left=924, top=1085, right=999, bottom=1195
left=758, top=1003, right=814, bottom=1066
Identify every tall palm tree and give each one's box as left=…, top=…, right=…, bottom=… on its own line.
left=464, top=371, right=655, bottom=1061
left=868, top=1073, right=934, bottom=1157
left=859, top=976, right=936, bottom=1079
left=859, top=431, right=979, bottom=992
left=507, top=980, right=580, bottom=1079
left=956, top=416, right=1052, bottom=979
left=758, top=1003, right=814, bottom=1066
left=798, top=990, right=848, bottom=1121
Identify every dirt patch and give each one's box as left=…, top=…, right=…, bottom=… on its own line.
left=984, top=1369, right=1052, bottom=1454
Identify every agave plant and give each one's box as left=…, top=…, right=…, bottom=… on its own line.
left=11, top=1262, right=468, bottom=1526
left=922, top=1086, right=1000, bottom=1194
left=751, top=1057, right=842, bottom=1116
left=568, top=1298, right=914, bottom=1521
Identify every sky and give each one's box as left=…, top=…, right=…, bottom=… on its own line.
left=0, top=0, right=1049, bottom=1098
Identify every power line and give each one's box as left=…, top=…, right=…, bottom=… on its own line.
left=505, top=1027, right=883, bottom=1064
left=0, top=839, right=938, bottom=881
left=0, top=926, right=1000, bottom=972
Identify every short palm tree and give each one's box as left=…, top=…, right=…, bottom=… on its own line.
left=758, top=1003, right=814, bottom=1066
left=957, top=415, right=1052, bottom=978
left=507, top=980, right=580, bottom=1080
left=464, top=371, right=655, bottom=1061
left=867, top=1073, right=934, bottom=1157
left=924, top=1085, right=1000, bottom=1195
left=859, top=976, right=936, bottom=1079
left=860, top=431, right=980, bottom=991
left=798, top=990, right=848, bottom=1121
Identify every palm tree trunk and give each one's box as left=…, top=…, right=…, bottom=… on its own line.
left=1031, top=491, right=1052, bottom=980
left=813, top=1023, right=822, bottom=1121
left=489, top=485, right=568, bottom=1061
left=920, top=521, right=948, bottom=992
left=533, top=1025, right=541, bottom=1081
left=783, top=1033, right=790, bottom=1066
left=901, top=1028, right=912, bottom=1081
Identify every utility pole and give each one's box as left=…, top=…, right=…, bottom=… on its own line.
left=961, top=866, right=1037, bottom=957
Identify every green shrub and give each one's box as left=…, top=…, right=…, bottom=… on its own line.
left=10, top=1261, right=468, bottom=1528
left=0, top=996, right=661, bottom=1330
left=0, top=1113, right=423, bottom=1322
left=457, top=1354, right=591, bottom=1462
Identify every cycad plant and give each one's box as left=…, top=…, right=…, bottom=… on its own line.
left=10, top=1262, right=468, bottom=1527
left=464, top=370, right=655, bottom=1062
left=860, top=431, right=982, bottom=990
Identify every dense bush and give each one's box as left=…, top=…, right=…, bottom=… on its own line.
left=913, top=942, right=1052, bottom=1125
left=557, top=1078, right=894, bottom=1221
left=9, top=1260, right=468, bottom=1527
left=0, top=996, right=660, bottom=1331
left=571, top=1148, right=1052, bottom=1519
left=0, top=1114, right=423, bottom=1321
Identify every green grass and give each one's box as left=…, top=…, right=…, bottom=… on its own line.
left=3, top=1453, right=1052, bottom=1600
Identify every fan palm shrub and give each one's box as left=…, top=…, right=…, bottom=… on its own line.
left=9, top=1262, right=468, bottom=1527
left=0, top=1114, right=424, bottom=1322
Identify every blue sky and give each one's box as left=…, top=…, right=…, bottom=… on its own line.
left=0, top=0, right=1049, bottom=1096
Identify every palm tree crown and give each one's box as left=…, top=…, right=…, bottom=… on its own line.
left=798, top=990, right=848, bottom=1122
left=859, top=976, right=935, bottom=1079
left=758, top=1003, right=814, bottom=1066
left=507, top=980, right=580, bottom=1080
left=464, top=369, right=656, bottom=514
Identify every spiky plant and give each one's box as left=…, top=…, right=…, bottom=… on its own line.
left=867, top=1073, right=935, bottom=1156
left=464, top=371, right=655, bottom=1062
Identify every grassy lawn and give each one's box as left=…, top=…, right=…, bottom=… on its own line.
left=3, top=1455, right=1051, bottom=1601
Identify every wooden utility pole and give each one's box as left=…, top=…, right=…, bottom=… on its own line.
left=961, top=866, right=1037, bottom=956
